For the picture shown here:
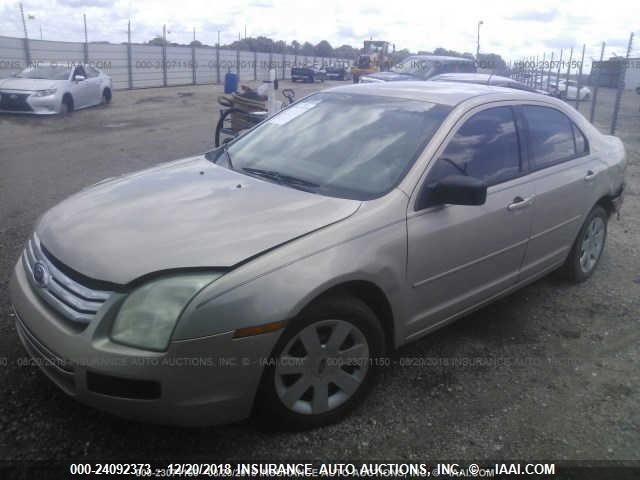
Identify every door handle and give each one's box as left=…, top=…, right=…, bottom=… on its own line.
left=507, top=195, right=535, bottom=211
left=584, top=170, right=596, bottom=181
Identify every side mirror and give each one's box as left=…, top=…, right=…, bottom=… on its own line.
left=74, top=75, right=86, bottom=82
left=417, top=174, right=487, bottom=210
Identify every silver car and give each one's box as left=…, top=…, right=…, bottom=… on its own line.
left=0, top=62, right=112, bottom=115
left=9, top=82, right=626, bottom=429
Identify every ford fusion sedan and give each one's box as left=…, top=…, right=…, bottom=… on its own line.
left=360, top=55, right=476, bottom=83
left=10, top=82, right=625, bottom=429
left=0, top=63, right=112, bottom=115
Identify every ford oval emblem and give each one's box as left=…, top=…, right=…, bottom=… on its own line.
left=33, top=262, right=49, bottom=288
left=10, top=94, right=18, bottom=100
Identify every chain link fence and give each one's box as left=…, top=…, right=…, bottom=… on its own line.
left=0, top=32, right=352, bottom=90
left=509, top=32, right=639, bottom=134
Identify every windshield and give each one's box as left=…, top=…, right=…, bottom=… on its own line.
left=391, top=57, right=435, bottom=78
left=213, top=93, right=451, bottom=200
left=16, top=65, right=71, bottom=80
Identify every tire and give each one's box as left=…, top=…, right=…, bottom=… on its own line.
left=306, top=75, right=313, bottom=83
left=255, top=294, right=385, bottom=430
left=102, top=88, right=112, bottom=105
left=563, top=205, right=608, bottom=283
left=59, top=96, right=73, bottom=116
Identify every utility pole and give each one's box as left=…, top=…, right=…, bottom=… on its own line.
left=193, top=27, right=196, bottom=43
left=19, top=3, right=31, bottom=65
left=476, top=20, right=483, bottom=62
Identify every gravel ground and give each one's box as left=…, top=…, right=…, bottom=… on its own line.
left=0, top=80, right=638, bottom=462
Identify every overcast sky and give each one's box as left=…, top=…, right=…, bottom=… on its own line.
left=1, top=0, right=638, bottom=65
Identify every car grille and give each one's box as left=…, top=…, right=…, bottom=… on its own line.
left=0, top=91, right=32, bottom=112
left=22, top=233, right=112, bottom=325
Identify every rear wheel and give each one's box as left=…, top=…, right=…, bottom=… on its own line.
left=563, top=205, right=608, bottom=282
left=256, top=294, right=385, bottom=430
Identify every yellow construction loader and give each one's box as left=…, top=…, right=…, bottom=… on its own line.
left=351, top=40, right=391, bottom=83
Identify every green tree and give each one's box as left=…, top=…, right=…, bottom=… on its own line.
left=300, top=42, right=315, bottom=56
left=315, top=40, right=333, bottom=57
left=148, top=36, right=166, bottom=46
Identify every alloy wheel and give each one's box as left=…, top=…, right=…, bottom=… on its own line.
left=579, top=216, right=605, bottom=274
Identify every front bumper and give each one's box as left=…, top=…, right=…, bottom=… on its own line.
left=9, top=259, right=280, bottom=426
left=0, top=90, right=60, bottom=115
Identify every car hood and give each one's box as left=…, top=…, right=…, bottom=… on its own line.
left=364, top=71, right=420, bottom=82
left=36, top=156, right=361, bottom=285
left=0, top=77, right=59, bottom=91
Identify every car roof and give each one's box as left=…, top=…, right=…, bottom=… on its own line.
left=404, top=54, right=475, bottom=63
left=26, top=62, right=72, bottom=68
left=326, top=80, right=544, bottom=106
left=431, top=73, right=515, bottom=84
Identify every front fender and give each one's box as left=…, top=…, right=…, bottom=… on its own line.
left=172, top=190, right=410, bottom=346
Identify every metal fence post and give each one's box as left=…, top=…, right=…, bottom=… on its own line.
left=83, top=14, right=89, bottom=64
left=589, top=42, right=605, bottom=123
left=538, top=53, right=545, bottom=89
left=563, top=47, right=573, bottom=98
left=575, top=44, right=585, bottom=110
left=236, top=46, right=240, bottom=81
left=282, top=52, right=286, bottom=79
left=161, top=24, right=167, bottom=87
left=610, top=32, right=634, bottom=134
left=216, top=42, right=220, bottom=84
left=19, top=3, right=31, bottom=65
left=546, top=52, right=554, bottom=91
left=253, top=50, right=257, bottom=80
left=191, top=44, right=196, bottom=85
left=555, top=48, right=563, bottom=91
left=126, top=20, right=133, bottom=89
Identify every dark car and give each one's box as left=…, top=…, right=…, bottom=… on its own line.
left=430, top=73, right=550, bottom=95
left=291, top=65, right=326, bottom=83
left=360, top=55, right=476, bottom=83
left=325, top=62, right=351, bottom=81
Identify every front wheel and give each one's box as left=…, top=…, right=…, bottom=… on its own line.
left=102, top=88, right=112, bottom=105
left=563, top=205, right=608, bottom=282
left=255, top=294, right=385, bottom=430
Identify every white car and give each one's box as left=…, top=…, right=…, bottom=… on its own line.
left=0, top=63, right=112, bottom=115
left=552, top=79, right=591, bottom=101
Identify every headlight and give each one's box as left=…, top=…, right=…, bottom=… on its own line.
left=111, top=273, right=221, bottom=351
left=32, top=88, right=57, bottom=97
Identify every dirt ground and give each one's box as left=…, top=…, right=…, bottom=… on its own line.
left=0, top=80, right=638, bottom=462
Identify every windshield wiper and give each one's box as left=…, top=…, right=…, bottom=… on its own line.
left=241, top=167, right=319, bottom=191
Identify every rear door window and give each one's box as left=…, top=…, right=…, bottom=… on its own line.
left=521, top=106, right=585, bottom=169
